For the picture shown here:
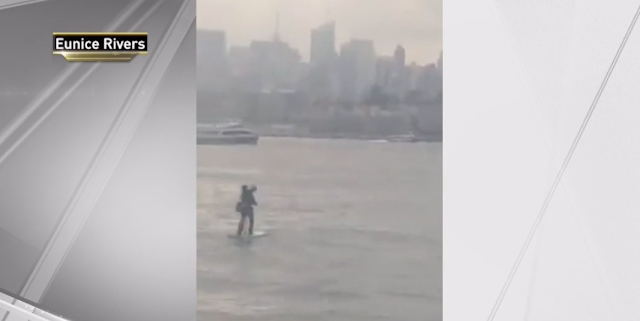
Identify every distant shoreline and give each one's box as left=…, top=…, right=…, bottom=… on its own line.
left=195, top=120, right=442, bottom=143
left=259, top=133, right=442, bottom=143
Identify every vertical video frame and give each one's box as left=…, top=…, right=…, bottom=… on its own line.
left=197, top=0, right=442, bottom=320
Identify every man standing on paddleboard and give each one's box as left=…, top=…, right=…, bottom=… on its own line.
left=236, top=185, right=258, bottom=236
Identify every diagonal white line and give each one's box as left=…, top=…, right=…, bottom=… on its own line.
left=488, top=3, right=568, bottom=318
left=491, top=2, right=627, bottom=320
left=521, top=210, right=545, bottom=321
left=493, top=3, right=629, bottom=320
left=0, top=0, right=145, bottom=153
left=0, top=0, right=48, bottom=11
left=486, top=3, right=640, bottom=321
left=0, top=299, right=52, bottom=321
left=18, top=0, right=166, bottom=300
left=0, top=0, right=161, bottom=167
left=32, top=308, right=69, bottom=321
left=21, top=0, right=194, bottom=303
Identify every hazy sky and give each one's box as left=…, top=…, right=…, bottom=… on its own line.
left=197, top=0, right=442, bottom=65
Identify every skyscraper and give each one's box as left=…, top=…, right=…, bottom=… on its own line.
left=309, top=21, right=338, bottom=100
left=338, top=39, right=376, bottom=103
left=387, top=45, right=408, bottom=97
left=393, top=45, right=406, bottom=69
left=249, top=39, right=301, bottom=91
left=375, top=56, right=395, bottom=88
left=197, top=29, right=227, bottom=92
left=310, top=21, right=336, bottom=67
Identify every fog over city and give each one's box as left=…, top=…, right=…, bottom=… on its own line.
left=197, top=0, right=442, bottom=64
left=197, top=0, right=442, bottom=142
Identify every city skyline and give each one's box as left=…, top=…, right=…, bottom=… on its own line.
left=197, top=0, right=442, bottom=65
left=199, top=26, right=441, bottom=68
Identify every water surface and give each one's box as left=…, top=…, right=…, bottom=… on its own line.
left=197, top=138, right=442, bottom=321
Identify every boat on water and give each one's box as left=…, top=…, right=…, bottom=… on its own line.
left=386, top=134, right=421, bottom=143
left=197, top=120, right=259, bottom=145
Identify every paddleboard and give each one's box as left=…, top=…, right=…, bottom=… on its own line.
left=227, top=231, right=266, bottom=239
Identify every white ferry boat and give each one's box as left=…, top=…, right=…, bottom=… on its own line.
left=197, top=120, right=259, bottom=145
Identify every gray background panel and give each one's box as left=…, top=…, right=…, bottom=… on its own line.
left=0, top=0, right=196, bottom=320
left=0, top=0, right=181, bottom=253
left=0, top=0, right=130, bottom=129
left=40, top=21, right=196, bottom=321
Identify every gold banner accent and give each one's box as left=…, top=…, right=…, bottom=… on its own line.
left=52, top=51, right=148, bottom=62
